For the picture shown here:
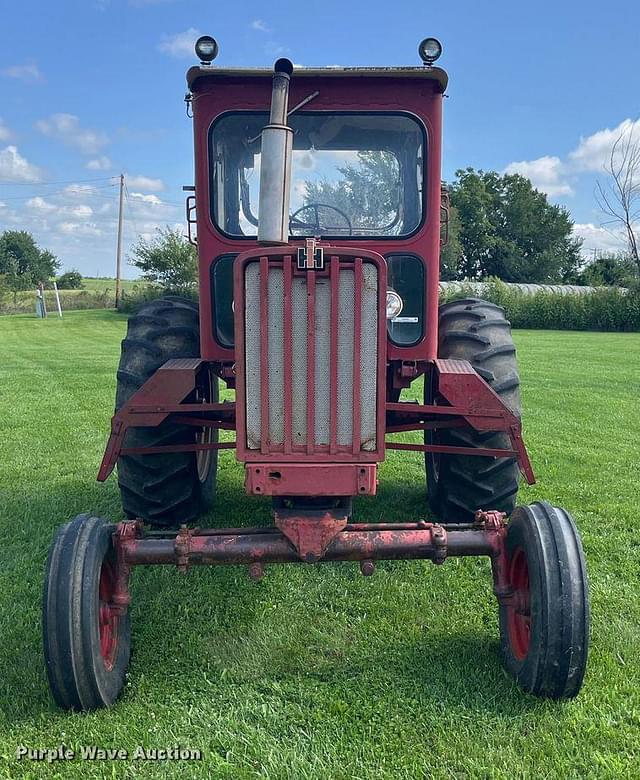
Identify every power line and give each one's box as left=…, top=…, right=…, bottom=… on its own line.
left=122, top=195, right=185, bottom=208
left=0, top=175, right=117, bottom=186
left=123, top=183, right=142, bottom=237
left=0, top=185, right=118, bottom=202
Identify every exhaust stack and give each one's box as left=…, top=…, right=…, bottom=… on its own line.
left=257, top=58, right=294, bottom=245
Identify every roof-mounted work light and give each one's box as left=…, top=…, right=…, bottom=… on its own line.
left=418, top=37, right=442, bottom=66
left=195, top=36, right=219, bottom=65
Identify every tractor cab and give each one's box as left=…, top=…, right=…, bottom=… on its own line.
left=185, top=49, right=448, bottom=364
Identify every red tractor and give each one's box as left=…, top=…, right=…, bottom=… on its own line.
left=43, top=37, right=589, bottom=710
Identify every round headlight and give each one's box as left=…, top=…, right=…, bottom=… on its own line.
left=418, top=37, right=442, bottom=65
left=195, top=36, right=219, bottom=64
left=386, top=289, right=403, bottom=320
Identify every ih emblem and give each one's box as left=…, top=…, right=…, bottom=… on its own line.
left=297, top=237, right=324, bottom=271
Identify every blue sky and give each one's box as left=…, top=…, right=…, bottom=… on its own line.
left=0, top=0, right=638, bottom=277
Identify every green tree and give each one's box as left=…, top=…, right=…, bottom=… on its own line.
left=450, top=169, right=583, bottom=283
left=304, top=151, right=403, bottom=232
left=580, top=253, right=637, bottom=287
left=128, top=227, right=197, bottom=292
left=0, top=253, right=21, bottom=304
left=56, top=270, right=84, bottom=289
left=0, top=230, right=59, bottom=288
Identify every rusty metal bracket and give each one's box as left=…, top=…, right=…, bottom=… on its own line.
left=175, top=525, right=193, bottom=573
left=97, top=359, right=235, bottom=482
left=431, top=524, right=448, bottom=564
left=474, top=509, right=513, bottom=605
left=111, top=520, right=142, bottom=615
left=474, top=509, right=507, bottom=531
left=274, top=509, right=348, bottom=563
left=434, top=359, right=535, bottom=484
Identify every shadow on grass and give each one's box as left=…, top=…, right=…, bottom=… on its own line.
left=383, top=632, right=542, bottom=717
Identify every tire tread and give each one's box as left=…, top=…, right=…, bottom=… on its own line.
left=427, top=298, right=521, bottom=521
left=115, top=296, right=217, bottom=528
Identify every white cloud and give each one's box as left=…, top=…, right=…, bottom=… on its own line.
left=26, top=196, right=57, bottom=212
left=504, top=155, right=573, bottom=197
left=126, top=174, right=165, bottom=190
left=251, top=19, right=271, bottom=32
left=0, top=170, right=183, bottom=277
left=65, top=204, right=94, bottom=219
left=2, top=63, right=42, bottom=82
left=63, top=183, right=99, bottom=197
left=0, top=145, right=42, bottom=182
left=35, top=113, right=109, bottom=155
left=0, top=118, right=12, bottom=142
left=23, top=194, right=96, bottom=229
left=86, top=156, right=112, bottom=171
left=569, top=118, right=640, bottom=172
left=291, top=179, right=307, bottom=210
left=572, top=223, right=627, bottom=255
left=158, top=28, right=201, bottom=58
left=58, top=222, right=103, bottom=237
left=129, top=192, right=162, bottom=204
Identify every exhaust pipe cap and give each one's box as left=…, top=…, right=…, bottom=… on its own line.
left=274, top=58, right=294, bottom=76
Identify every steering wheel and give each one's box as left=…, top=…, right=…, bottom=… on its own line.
left=289, top=203, right=353, bottom=236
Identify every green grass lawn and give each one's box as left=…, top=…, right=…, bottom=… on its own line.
left=0, top=311, right=639, bottom=779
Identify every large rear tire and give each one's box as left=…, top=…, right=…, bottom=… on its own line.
left=426, top=298, right=521, bottom=522
left=116, top=296, right=217, bottom=528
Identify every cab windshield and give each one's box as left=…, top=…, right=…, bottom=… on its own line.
left=209, top=112, right=425, bottom=238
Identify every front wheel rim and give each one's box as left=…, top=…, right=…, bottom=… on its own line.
left=507, top=546, right=531, bottom=661
left=98, top=559, right=119, bottom=671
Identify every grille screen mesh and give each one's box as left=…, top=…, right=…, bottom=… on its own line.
left=244, top=260, right=378, bottom=452
left=244, top=263, right=262, bottom=450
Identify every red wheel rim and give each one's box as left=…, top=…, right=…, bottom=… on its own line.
left=506, top=546, right=531, bottom=661
left=98, top=559, right=119, bottom=671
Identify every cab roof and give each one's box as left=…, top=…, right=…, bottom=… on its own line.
left=187, top=65, right=448, bottom=94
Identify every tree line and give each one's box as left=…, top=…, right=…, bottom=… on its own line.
left=0, top=231, right=88, bottom=303
left=442, top=168, right=637, bottom=287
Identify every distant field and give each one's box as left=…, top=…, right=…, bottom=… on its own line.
left=0, top=277, right=144, bottom=315
left=0, top=311, right=638, bottom=778
left=76, top=277, right=141, bottom=294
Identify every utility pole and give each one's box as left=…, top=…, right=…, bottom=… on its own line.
left=115, top=173, right=124, bottom=309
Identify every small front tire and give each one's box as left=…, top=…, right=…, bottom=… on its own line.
left=499, top=502, right=589, bottom=699
left=43, top=514, right=131, bottom=711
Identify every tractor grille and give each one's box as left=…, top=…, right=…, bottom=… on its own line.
left=242, top=254, right=381, bottom=457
